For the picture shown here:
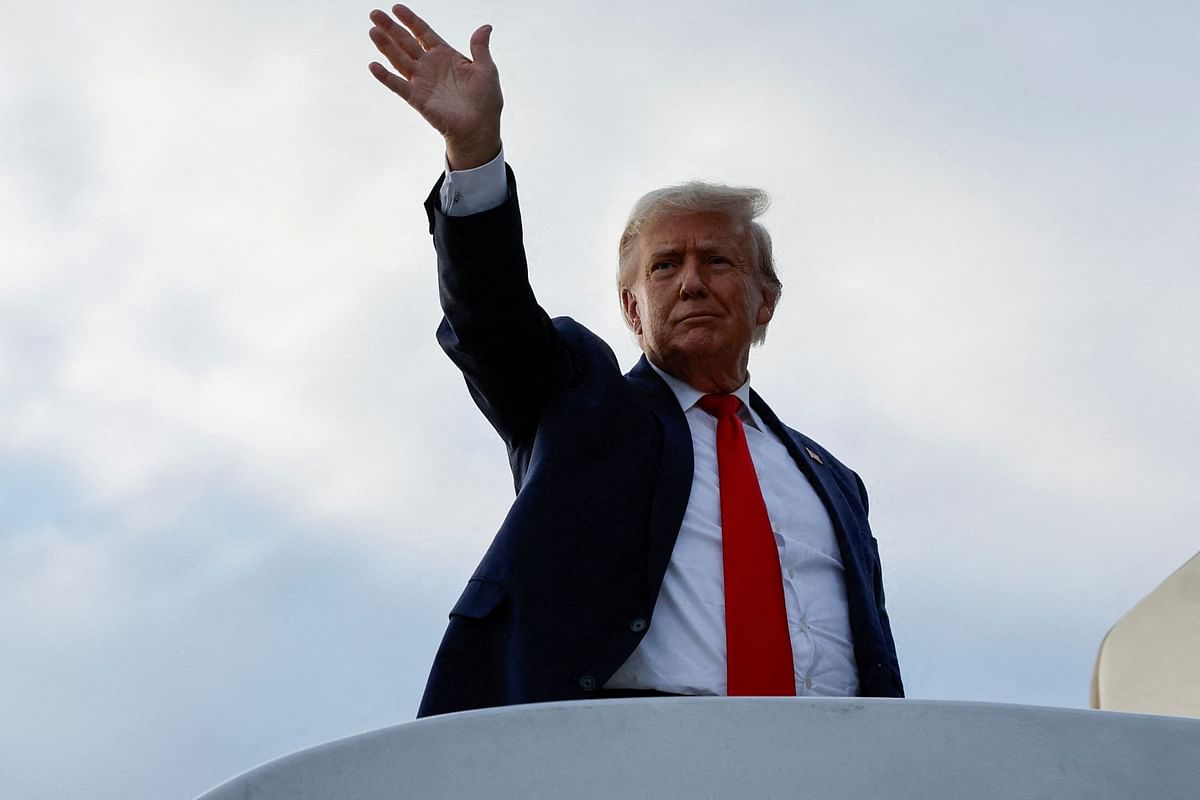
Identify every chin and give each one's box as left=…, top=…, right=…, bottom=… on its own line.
left=664, top=338, right=727, bottom=365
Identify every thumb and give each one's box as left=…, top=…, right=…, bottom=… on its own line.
left=469, top=24, right=494, bottom=65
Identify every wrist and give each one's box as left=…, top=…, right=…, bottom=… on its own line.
left=445, top=130, right=502, bottom=172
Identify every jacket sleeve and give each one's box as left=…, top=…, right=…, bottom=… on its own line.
left=426, top=166, right=578, bottom=450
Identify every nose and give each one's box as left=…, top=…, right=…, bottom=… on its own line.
left=678, top=257, right=709, bottom=298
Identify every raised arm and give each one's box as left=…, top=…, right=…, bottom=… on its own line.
left=368, top=5, right=502, bottom=170
left=368, top=7, right=580, bottom=451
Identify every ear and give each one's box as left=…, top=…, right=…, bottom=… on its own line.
left=756, top=288, right=776, bottom=327
left=621, top=288, right=643, bottom=336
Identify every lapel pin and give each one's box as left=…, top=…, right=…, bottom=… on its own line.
left=805, top=446, right=823, bottom=465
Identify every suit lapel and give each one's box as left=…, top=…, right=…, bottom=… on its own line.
left=749, top=390, right=871, bottom=587
left=626, top=356, right=694, bottom=594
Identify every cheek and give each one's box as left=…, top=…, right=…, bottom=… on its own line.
left=640, top=292, right=668, bottom=322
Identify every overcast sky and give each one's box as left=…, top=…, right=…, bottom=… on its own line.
left=3, top=1, right=1198, bottom=797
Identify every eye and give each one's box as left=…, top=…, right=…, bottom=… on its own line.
left=650, top=261, right=676, bottom=273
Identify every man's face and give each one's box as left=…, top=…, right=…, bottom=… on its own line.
left=621, top=210, right=775, bottom=385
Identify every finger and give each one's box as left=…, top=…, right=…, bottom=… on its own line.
left=468, top=25, right=494, bottom=66
left=369, top=25, right=416, bottom=76
left=393, top=4, right=449, bottom=51
left=368, top=61, right=413, bottom=102
left=369, top=9, right=424, bottom=63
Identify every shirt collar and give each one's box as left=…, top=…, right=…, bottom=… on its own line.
left=645, top=360, right=762, bottom=430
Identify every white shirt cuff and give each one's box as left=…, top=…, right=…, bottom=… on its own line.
left=440, top=147, right=508, bottom=216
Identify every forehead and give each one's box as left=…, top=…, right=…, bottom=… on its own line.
left=637, top=210, right=749, bottom=255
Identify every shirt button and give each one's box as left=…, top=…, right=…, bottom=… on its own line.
left=579, top=674, right=596, bottom=691
left=804, top=677, right=813, bottom=689
left=630, top=617, right=647, bottom=632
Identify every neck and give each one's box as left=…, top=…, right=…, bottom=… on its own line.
left=650, top=354, right=748, bottom=395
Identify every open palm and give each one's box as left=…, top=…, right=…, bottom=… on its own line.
left=369, top=5, right=503, bottom=168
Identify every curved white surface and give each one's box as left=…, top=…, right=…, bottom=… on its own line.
left=195, top=698, right=1200, bottom=799
left=1094, top=550, right=1200, bottom=717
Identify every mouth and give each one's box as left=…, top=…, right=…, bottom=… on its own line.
left=677, top=312, right=720, bottom=323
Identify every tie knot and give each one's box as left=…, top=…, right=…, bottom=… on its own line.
left=697, top=394, right=742, bottom=418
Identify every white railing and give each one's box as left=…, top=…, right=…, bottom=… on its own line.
left=195, top=697, right=1200, bottom=799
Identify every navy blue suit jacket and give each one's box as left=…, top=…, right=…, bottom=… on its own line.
left=417, top=168, right=902, bottom=717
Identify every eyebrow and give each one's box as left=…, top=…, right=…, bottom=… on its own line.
left=646, top=241, right=738, bottom=260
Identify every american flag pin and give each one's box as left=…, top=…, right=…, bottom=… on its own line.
left=805, top=447, right=823, bottom=465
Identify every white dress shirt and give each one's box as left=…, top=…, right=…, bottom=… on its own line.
left=439, top=150, right=860, bottom=696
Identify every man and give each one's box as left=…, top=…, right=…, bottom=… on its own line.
left=368, top=5, right=903, bottom=717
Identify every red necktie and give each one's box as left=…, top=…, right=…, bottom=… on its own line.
left=697, top=394, right=796, bottom=696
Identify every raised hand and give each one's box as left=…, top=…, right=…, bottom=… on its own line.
left=368, top=5, right=502, bottom=170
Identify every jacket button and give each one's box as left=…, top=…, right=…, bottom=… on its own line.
left=630, top=617, right=647, bottom=632
left=579, top=674, right=596, bottom=691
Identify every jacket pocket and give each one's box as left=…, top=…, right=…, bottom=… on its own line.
left=449, top=578, right=508, bottom=620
